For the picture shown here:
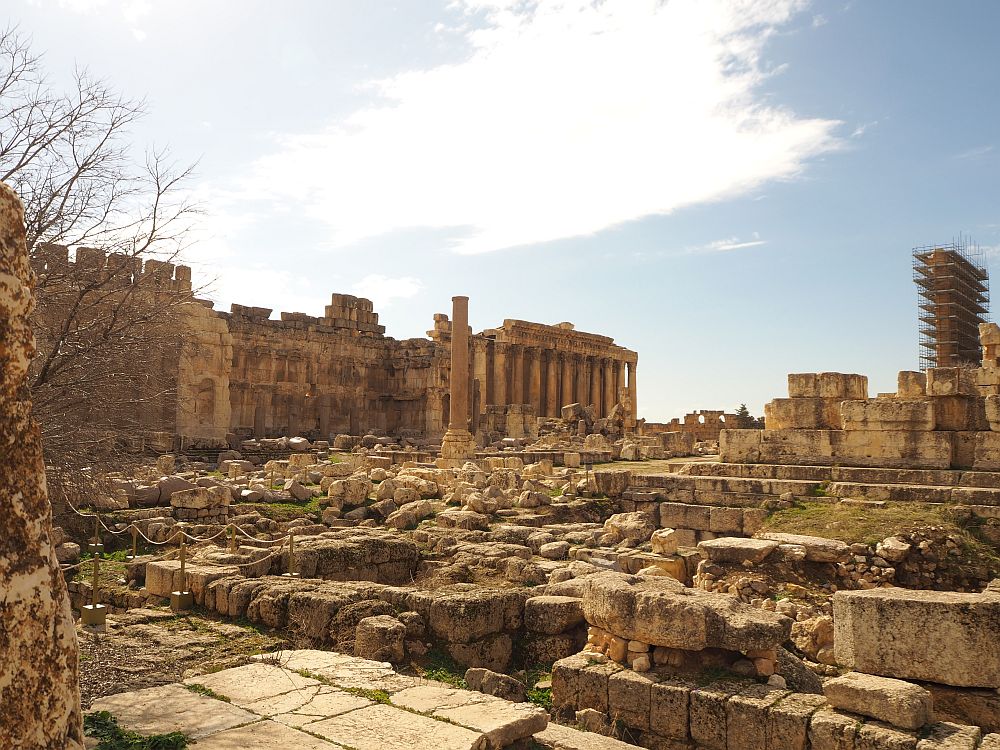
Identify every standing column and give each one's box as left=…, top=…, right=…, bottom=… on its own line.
left=589, top=356, right=602, bottom=413
left=473, top=338, right=488, bottom=428
left=614, top=360, right=624, bottom=405
left=573, top=357, right=583, bottom=407
left=627, top=359, right=638, bottom=428
left=529, top=348, right=542, bottom=415
left=440, top=295, right=476, bottom=461
left=511, top=346, right=524, bottom=404
left=493, top=344, right=507, bottom=406
left=560, top=353, right=573, bottom=409
left=546, top=351, right=559, bottom=416
left=603, top=358, right=615, bottom=418
left=580, top=356, right=592, bottom=407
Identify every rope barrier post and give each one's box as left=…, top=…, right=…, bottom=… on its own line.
left=229, top=523, right=237, bottom=553
left=87, top=514, right=104, bottom=555
left=81, top=549, right=107, bottom=628
left=126, top=524, right=139, bottom=561
left=282, top=532, right=300, bottom=578
left=170, top=531, right=193, bottom=613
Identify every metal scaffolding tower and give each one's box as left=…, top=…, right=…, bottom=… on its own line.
left=913, top=236, right=990, bottom=370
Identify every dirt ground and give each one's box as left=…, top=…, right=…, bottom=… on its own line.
left=77, top=608, right=287, bottom=709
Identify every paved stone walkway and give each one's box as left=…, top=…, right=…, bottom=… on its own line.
left=88, top=648, right=637, bottom=749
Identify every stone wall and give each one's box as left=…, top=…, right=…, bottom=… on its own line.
left=722, top=348, right=1000, bottom=470
left=32, top=250, right=638, bottom=446
left=644, top=410, right=741, bottom=443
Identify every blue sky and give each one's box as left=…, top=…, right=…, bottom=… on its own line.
left=7, top=0, right=1000, bottom=421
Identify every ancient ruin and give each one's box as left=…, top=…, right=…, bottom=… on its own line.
left=31, top=244, right=638, bottom=450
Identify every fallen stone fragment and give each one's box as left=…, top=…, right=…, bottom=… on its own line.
left=824, top=671, right=933, bottom=730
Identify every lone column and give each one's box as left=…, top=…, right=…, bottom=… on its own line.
left=439, top=295, right=477, bottom=463
left=627, top=359, right=638, bottom=429
left=602, top=358, right=615, bottom=418
left=493, top=344, right=507, bottom=406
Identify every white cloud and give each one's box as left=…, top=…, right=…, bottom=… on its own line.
left=37, top=0, right=152, bottom=39
left=956, top=145, right=994, bottom=160
left=238, top=0, right=841, bottom=254
left=352, top=274, right=424, bottom=308
left=687, top=236, right=767, bottom=254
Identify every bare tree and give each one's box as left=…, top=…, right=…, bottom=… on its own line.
left=0, top=26, right=200, bottom=515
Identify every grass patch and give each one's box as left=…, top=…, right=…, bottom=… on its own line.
left=183, top=683, right=230, bottom=702
left=343, top=686, right=392, bottom=704
left=420, top=648, right=467, bottom=688
left=84, top=711, right=188, bottom=749
left=526, top=685, right=552, bottom=710
left=232, top=495, right=323, bottom=521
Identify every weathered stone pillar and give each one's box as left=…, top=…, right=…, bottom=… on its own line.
left=603, top=358, right=615, bottom=418
left=492, top=344, right=507, bottom=406
left=589, top=356, right=602, bottom=413
left=529, top=348, right=542, bottom=415
left=627, top=359, right=638, bottom=428
left=0, top=182, right=85, bottom=748
left=615, top=359, right=625, bottom=404
left=439, top=295, right=476, bottom=462
left=546, top=351, right=559, bottom=416
left=511, top=345, right=524, bottom=404
left=560, top=353, right=572, bottom=409
left=577, top=356, right=586, bottom=404
left=473, top=338, right=488, bottom=426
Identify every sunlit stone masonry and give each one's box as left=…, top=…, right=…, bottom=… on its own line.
left=30, top=245, right=638, bottom=449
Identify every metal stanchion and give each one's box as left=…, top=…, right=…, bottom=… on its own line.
left=81, top=551, right=107, bottom=627
left=170, top=532, right=193, bottom=612
left=87, top=514, right=104, bottom=555
left=126, top=524, right=139, bottom=561
left=282, top=533, right=300, bottom=578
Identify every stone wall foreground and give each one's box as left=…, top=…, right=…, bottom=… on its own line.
left=0, top=182, right=85, bottom=748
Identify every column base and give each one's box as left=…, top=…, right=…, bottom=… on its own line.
left=438, top=428, right=477, bottom=464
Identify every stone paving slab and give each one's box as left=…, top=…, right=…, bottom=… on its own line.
left=392, top=684, right=548, bottom=747
left=307, top=702, right=483, bottom=750
left=253, top=648, right=420, bottom=692
left=534, top=721, right=643, bottom=749
left=89, top=684, right=259, bottom=739
left=183, top=662, right=321, bottom=706
left=191, top=718, right=337, bottom=748
left=247, top=685, right=373, bottom=727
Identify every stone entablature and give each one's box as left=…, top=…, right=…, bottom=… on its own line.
left=438, top=318, right=638, bottom=427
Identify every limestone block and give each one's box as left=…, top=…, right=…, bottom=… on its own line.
left=915, top=723, right=983, bottom=750
left=719, top=428, right=762, bottom=463
left=698, top=537, right=778, bottom=564
left=659, top=502, right=711, bottom=531
left=833, top=587, right=1000, bottom=688
left=987, top=396, right=1000, bottom=431
left=608, top=669, right=655, bottom=731
left=170, top=485, right=230, bottom=510
left=974, top=431, right=1000, bottom=470
left=765, top=398, right=840, bottom=430
left=981, top=734, right=1000, bottom=750
left=933, top=396, right=988, bottom=432
left=708, top=507, right=743, bottom=534
left=840, top=399, right=935, bottom=431
left=689, top=685, right=736, bottom=750
left=898, top=371, right=927, bottom=398
left=726, top=684, right=788, bottom=750
left=354, top=614, right=405, bottom=663
left=757, top=533, right=848, bottom=562
left=649, top=680, right=691, bottom=741
left=523, top=596, right=584, bottom=634
left=766, top=692, right=827, bottom=750
left=582, top=572, right=791, bottom=652
left=651, top=528, right=679, bottom=556
left=824, top=672, right=932, bottom=730
left=808, top=709, right=860, bottom=750
left=855, top=721, right=919, bottom=750
left=788, top=373, right=867, bottom=399
left=927, top=367, right=978, bottom=397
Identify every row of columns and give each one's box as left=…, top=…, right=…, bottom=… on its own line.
left=484, top=343, right=636, bottom=421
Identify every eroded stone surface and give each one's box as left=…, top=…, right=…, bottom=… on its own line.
left=0, top=181, right=85, bottom=749
left=307, top=702, right=482, bottom=750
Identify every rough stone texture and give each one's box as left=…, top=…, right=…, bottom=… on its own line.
left=824, top=672, right=933, bottom=730
left=581, top=572, right=792, bottom=652
left=698, top=537, right=779, bottom=564
left=90, top=684, right=258, bottom=739
left=0, top=181, right=85, bottom=749
left=192, top=720, right=334, bottom=749
left=354, top=614, right=406, bottom=663
left=834, top=587, right=1000, bottom=687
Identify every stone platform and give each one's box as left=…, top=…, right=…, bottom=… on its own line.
left=87, top=648, right=630, bottom=750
